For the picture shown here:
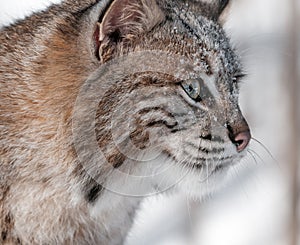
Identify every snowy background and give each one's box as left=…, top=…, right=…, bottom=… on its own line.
left=0, top=0, right=299, bottom=244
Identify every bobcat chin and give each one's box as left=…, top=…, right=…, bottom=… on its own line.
left=0, top=0, right=250, bottom=244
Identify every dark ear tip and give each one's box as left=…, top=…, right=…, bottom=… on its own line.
left=219, top=0, right=230, bottom=12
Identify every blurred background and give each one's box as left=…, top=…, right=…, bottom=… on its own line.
left=0, top=0, right=299, bottom=244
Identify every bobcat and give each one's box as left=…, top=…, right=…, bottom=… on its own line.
left=0, top=0, right=251, bottom=244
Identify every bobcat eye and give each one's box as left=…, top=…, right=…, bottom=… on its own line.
left=181, top=78, right=202, bottom=101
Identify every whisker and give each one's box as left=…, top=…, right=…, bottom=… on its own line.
left=179, top=153, right=195, bottom=178
left=197, top=162, right=208, bottom=182
left=215, top=146, right=227, bottom=166
left=206, top=159, right=209, bottom=190
left=247, top=148, right=267, bottom=165
left=195, top=133, right=203, bottom=172
left=197, top=144, right=228, bottom=183
left=247, top=149, right=259, bottom=165
left=251, top=137, right=283, bottom=172
left=198, top=161, right=214, bottom=183
left=185, top=195, right=195, bottom=231
left=251, top=137, right=277, bottom=163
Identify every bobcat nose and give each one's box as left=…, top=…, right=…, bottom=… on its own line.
left=231, top=131, right=251, bottom=152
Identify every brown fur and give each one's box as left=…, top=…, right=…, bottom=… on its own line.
left=0, top=1, right=108, bottom=243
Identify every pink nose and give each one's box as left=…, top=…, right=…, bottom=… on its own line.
left=233, top=131, right=251, bottom=152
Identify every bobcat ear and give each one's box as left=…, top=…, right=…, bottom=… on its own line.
left=97, top=0, right=164, bottom=62
left=215, top=0, right=231, bottom=23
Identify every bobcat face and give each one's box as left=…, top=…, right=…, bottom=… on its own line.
left=72, top=0, right=251, bottom=197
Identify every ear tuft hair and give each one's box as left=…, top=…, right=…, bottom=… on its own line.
left=219, top=0, right=230, bottom=13
left=194, top=0, right=231, bottom=23
left=214, top=0, right=231, bottom=23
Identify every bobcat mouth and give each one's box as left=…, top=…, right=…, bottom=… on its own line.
left=213, top=161, right=233, bottom=173
left=211, top=152, right=245, bottom=173
left=191, top=157, right=232, bottom=169
left=182, top=148, right=245, bottom=175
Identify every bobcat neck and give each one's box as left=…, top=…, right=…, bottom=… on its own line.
left=88, top=193, right=142, bottom=245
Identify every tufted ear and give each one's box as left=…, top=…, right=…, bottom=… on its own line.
left=177, top=0, right=231, bottom=23
left=97, top=0, right=164, bottom=62
left=214, top=0, right=231, bottom=23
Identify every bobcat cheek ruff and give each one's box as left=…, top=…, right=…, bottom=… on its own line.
left=73, top=51, right=200, bottom=196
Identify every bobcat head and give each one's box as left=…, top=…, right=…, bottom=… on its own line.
left=71, top=0, right=251, bottom=197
